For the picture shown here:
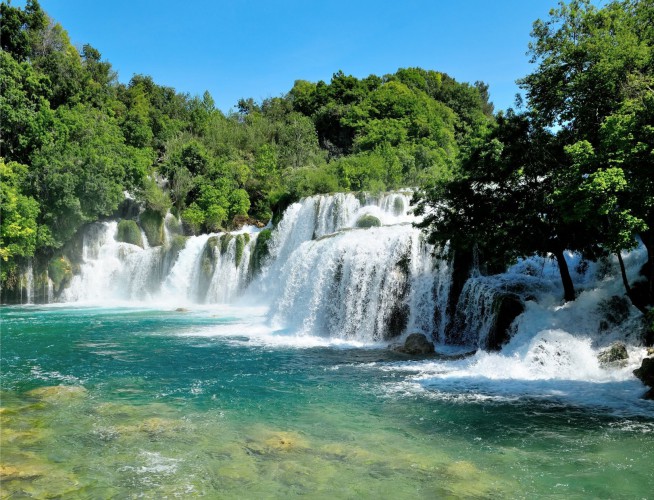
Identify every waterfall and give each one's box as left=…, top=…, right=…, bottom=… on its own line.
left=259, top=192, right=445, bottom=342
left=22, top=259, right=34, bottom=305
left=58, top=192, right=448, bottom=340
left=64, top=221, right=261, bottom=305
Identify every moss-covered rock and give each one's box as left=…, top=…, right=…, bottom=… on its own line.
left=249, top=229, right=272, bottom=278
left=202, top=236, right=220, bottom=277
left=393, top=196, right=405, bottom=216
left=394, top=333, right=435, bottom=355
left=355, top=214, right=382, bottom=228
left=220, top=233, right=233, bottom=255
left=48, top=256, right=73, bottom=293
left=598, top=342, right=629, bottom=367
left=165, top=214, right=183, bottom=236
left=235, top=234, right=249, bottom=267
left=169, top=235, right=187, bottom=258
left=139, top=209, right=164, bottom=247
left=116, top=220, right=143, bottom=247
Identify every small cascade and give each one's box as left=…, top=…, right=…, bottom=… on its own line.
left=47, top=277, right=54, bottom=303
left=22, top=260, right=35, bottom=305
left=205, top=233, right=254, bottom=303
left=64, top=219, right=261, bottom=305
left=452, top=276, right=504, bottom=348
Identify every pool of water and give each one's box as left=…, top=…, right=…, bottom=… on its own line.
left=1, top=305, right=653, bottom=498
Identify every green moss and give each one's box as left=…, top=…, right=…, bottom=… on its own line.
left=139, top=209, right=164, bottom=247
left=201, top=237, right=219, bottom=278
left=48, top=256, right=73, bottom=293
left=250, top=229, right=272, bottom=278
left=393, top=197, right=405, bottom=216
left=116, top=220, right=143, bottom=247
left=170, top=235, right=187, bottom=255
left=235, top=234, right=246, bottom=267
left=355, top=214, right=382, bottom=228
left=220, top=234, right=233, bottom=255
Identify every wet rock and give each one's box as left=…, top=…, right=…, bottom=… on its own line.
left=116, top=220, right=143, bottom=247
left=597, top=295, right=632, bottom=332
left=633, top=357, right=654, bottom=387
left=139, top=209, right=165, bottom=247
left=434, top=348, right=477, bottom=360
left=487, top=293, right=524, bottom=351
left=394, top=333, right=435, bottom=355
left=232, top=214, right=265, bottom=230
left=355, top=214, right=381, bottom=228
left=175, top=307, right=189, bottom=312
left=48, top=256, right=73, bottom=294
left=597, top=342, right=629, bottom=367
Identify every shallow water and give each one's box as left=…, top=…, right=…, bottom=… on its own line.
left=1, top=306, right=653, bottom=499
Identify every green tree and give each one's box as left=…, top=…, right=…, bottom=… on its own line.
left=0, top=158, right=40, bottom=269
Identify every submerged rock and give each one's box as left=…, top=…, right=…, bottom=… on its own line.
left=394, top=333, right=435, bottom=355
left=26, top=385, right=87, bottom=402
left=434, top=348, right=477, bottom=360
left=597, top=342, right=629, bottom=367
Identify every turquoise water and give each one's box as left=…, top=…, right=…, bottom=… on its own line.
left=1, top=306, right=653, bottom=498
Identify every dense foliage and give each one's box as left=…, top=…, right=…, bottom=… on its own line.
left=0, top=0, right=493, bottom=291
left=416, top=0, right=654, bottom=310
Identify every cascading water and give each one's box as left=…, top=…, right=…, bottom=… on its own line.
left=22, top=259, right=35, bottom=305
left=57, top=191, right=449, bottom=341
left=63, top=221, right=261, bottom=305
left=254, top=191, right=447, bottom=341
left=49, top=190, right=649, bottom=371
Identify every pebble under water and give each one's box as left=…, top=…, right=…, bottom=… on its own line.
left=1, top=305, right=653, bottom=498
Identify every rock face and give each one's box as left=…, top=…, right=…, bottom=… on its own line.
left=48, top=256, right=73, bottom=294
left=597, top=342, right=629, bottom=367
left=139, top=209, right=164, bottom=247
left=394, top=333, right=435, bottom=355
left=633, top=357, right=654, bottom=387
left=487, top=293, right=525, bottom=351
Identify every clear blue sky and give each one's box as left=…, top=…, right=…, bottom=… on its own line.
left=29, top=0, right=558, bottom=113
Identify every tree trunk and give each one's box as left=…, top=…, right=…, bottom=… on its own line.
left=554, top=249, right=575, bottom=302
left=617, top=251, right=646, bottom=313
